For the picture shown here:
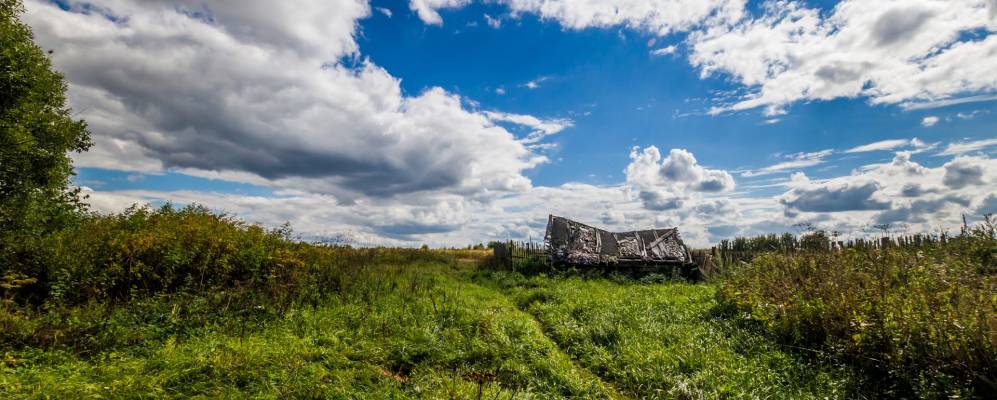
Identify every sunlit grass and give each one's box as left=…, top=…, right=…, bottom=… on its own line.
left=477, top=272, right=859, bottom=399
left=2, top=262, right=619, bottom=398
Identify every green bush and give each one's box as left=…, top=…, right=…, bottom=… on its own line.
left=2, top=204, right=460, bottom=307
left=718, top=223, right=997, bottom=397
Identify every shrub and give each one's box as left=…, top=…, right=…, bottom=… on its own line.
left=1, top=203, right=454, bottom=308
left=718, top=223, right=997, bottom=397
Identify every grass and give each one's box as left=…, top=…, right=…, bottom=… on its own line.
left=4, top=262, right=861, bottom=399
left=2, top=205, right=993, bottom=398
left=476, top=271, right=859, bottom=399
left=2, top=261, right=619, bottom=398
left=719, top=224, right=997, bottom=398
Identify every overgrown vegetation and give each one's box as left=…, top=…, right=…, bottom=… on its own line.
left=2, top=1, right=994, bottom=397
left=1, top=0, right=91, bottom=267
left=718, top=220, right=997, bottom=398
left=475, top=271, right=859, bottom=399
left=0, top=204, right=862, bottom=398
left=1, top=205, right=623, bottom=398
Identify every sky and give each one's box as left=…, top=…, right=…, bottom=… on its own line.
left=22, top=0, right=997, bottom=247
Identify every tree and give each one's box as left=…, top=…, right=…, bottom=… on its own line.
left=1, top=0, right=91, bottom=236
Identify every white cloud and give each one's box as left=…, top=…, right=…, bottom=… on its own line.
left=775, top=151, right=996, bottom=233
left=484, top=13, right=502, bottom=28
left=34, top=0, right=997, bottom=248
left=649, top=45, right=677, bottom=57
left=409, top=0, right=470, bottom=25
left=742, top=149, right=833, bottom=176
left=26, top=0, right=563, bottom=203
left=523, top=76, right=550, bottom=89
left=375, top=7, right=393, bottom=17
left=495, top=87, right=506, bottom=95
left=943, top=156, right=988, bottom=189
left=780, top=174, right=891, bottom=213
left=500, top=0, right=745, bottom=35
left=625, top=147, right=735, bottom=210
left=937, top=138, right=997, bottom=156
left=901, top=94, right=997, bottom=110
left=689, top=0, right=997, bottom=116
left=956, top=110, right=989, bottom=120
left=845, top=139, right=909, bottom=153
left=921, top=116, right=939, bottom=127
left=79, top=147, right=997, bottom=247
left=844, top=138, right=933, bottom=154
left=483, top=111, right=573, bottom=143
left=405, top=1, right=997, bottom=115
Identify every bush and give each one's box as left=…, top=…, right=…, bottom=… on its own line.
left=718, top=222, right=997, bottom=397
left=3, top=204, right=463, bottom=307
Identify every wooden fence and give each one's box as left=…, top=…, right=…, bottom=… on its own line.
left=492, top=241, right=548, bottom=271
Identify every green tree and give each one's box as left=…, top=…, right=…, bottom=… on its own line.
left=1, top=0, right=91, bottom=235
left=2, top=0, right=90, bottom=301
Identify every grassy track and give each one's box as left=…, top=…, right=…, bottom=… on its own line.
left=476, top=271, right=859, bottom=399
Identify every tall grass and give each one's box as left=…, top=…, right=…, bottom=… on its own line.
left=1, top=205, right=619, bottom=398
left=718, top=221, right=997, bottom=397
left=0, top=204, right=452, bottom=352
left=475, top=271, right=859, bottom=399
left=2, top=204, right=455, bottom=306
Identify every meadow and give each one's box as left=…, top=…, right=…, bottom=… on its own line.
left=3, top=1, right=995, bottom=397
left=3, top=205, right=993, bottom=398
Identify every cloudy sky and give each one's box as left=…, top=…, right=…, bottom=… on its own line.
left=26, top=0, right=997, bottom=246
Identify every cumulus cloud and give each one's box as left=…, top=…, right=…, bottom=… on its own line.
left=769, top=150, right=995, bottom=237
left=79, top=147, right=997, bottom=247
left=921, top=116, right=939, bottom=127
left=875, top=195, right=971, bottom=224
left=499, top=0, right=745, bottom=35
left=780, top=173, right=891, bottom=212
left=688, top=0, right=997, bottom=115
left=977, top=194, right=997, bottom=216
left=36, top=0, right=997, bottom=248
left=899, top=183, right=939, bottom=198
left=625, top=147, right=735, bottom=210
left=943, top=157, right=987, bottom=189
left=25, top=0, right=563, bottom=203
left=408, top=1, right=997, bottom=115
left=407, top=0, right=748, bottom=40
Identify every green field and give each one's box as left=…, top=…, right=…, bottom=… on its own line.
left=3, top=258, right=860, bottom=399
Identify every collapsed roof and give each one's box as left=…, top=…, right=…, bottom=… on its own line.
left=544, top=214, right=691, bottom=265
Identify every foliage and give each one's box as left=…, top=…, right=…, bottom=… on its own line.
left=2, top=261, right=617, bottom=398
left=0, top=0, right=91, bottom=230
left=2, top=203, right=463, bottom=307
left=718, top=220, right=997, bottom=398
left=1, top=0, right=92, bottom=300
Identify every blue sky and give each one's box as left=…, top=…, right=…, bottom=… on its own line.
left=25, top=0, right=997, bottom=246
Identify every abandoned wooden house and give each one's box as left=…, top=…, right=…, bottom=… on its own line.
left=544, top=214, right=693, bottom=268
